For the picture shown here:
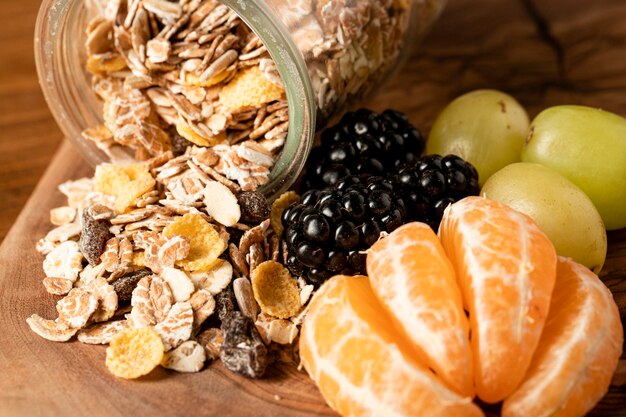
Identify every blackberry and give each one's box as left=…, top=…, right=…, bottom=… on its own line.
left=301, top=108, right=425, bottom=190
left=284, top=154, right=479, bottom=286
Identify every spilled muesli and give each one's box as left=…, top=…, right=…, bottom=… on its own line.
left=27, top=149, right=311, bottom=378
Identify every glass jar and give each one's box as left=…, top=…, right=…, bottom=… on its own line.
left=35, top=0, right=444, bottom=197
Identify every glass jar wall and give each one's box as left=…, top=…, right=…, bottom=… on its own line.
left=35, top=0, right=444, bottom=197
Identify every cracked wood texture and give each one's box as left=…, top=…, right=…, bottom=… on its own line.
left=0, top=0, right=625, bottom=416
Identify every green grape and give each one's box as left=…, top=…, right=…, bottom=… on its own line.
left=482, top=162, right=607, bottom=273
left=427, top=89, right=529, bottom=185
left=522, top=105, right=626, bottom=230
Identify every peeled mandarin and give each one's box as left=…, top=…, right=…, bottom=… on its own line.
left=438, top=196, right=557, bottom=403
left=300, top=275, right=484, bottom=417
left=367, top=222, right=473, bottom=397
left=502, top=257, right=623, bottom=417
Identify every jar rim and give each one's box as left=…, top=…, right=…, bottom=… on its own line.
left=34, top=0, right=317, bottom=199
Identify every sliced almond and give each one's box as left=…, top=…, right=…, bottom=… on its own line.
left=161, top=267, right=194, bottom=302
left=202, top=181, right=241, bottom=227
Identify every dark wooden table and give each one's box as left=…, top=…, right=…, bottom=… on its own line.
left=0, top=0, right=624, bottom=416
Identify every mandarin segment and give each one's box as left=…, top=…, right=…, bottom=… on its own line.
left=502, top=257, right=623, bottom=417
left=300, top=275, right=484, bottom=417
left=438, top=196, right=557, bottom=403
left=367, top=222, right=473, bottom=397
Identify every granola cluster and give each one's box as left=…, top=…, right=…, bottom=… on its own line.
left=83, top=0, right=289, bottom=191
left=28, top=151, right=311, bottom=378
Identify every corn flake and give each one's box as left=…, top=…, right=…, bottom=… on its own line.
left=250, top=261, right=301, bottom=319
left=105, top=327, right=164, bottom=379
left=162, top=213, right=226, bottom=272
left=270, top=191, right=300, bottom=235
left=219, top=66, right=285, bottom=110
left=94, top=163, right=155, bottom=213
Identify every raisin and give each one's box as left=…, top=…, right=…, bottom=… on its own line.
left=237, top=191, right=270, bottom=224
left=112, top=270, right=152, bottom=302
left=79, top=206, right=113, bottom=266
left=220, top=311, right=268, bottom=378
left=215, top=287, right=237, bottom=322
left=170, top=129, right=191, bottom=156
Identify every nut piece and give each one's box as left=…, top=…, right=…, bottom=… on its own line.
left=161, top=267, right=194, bottom=302
left=202, top=181, right=241, bottom=227
left=106, top=327, right=164, bottom=379
left=250, top=261, right=301, bottom=319
left=233, top=277, right=259, bottom=319
left=26, top=314, right=78, bottom=342
left=154, top=301, right=194, bottom=351
left=270, top=191, right=300, bottom=236
left=161, top=340, right=206, bottom=373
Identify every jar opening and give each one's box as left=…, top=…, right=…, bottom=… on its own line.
left=35, top=0, right=316, bottom=199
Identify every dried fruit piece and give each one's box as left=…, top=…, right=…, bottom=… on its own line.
left=79, top=206, right=113, bottom=266
left=237, top=191, right=270, bottom=224
left=270, top=191, right=299, bottom=235
left=250, top=261, right=301, bottom=319
left=161, top=340, right=206, bottom=373
left=215, top=286, right=237, bottom=322
left=42, top=277, right=74, bottom=296
left=162, top=213, right=227, bottom=271
left=43, top=241, right=83, bottom=282
left=94, top=163, right=156, bottom=213
left=189, top=288, right=216, bottom=328
left=161, top=267, right=194, bottom=302
left=77, top=320, right=129, bottom=344
left=219, top=66, right=284, bottom=110
left=220, top=311, right=269, bottom=378
left=202, top=181, right=241, bottom=227
left=112, top=269, right=151, bottom=302
left=154, top=301, right=194, bottom=351
left=26, top=314, right=79, bottom=342
left=196, top=328, right=223, bottom=361
left=106, top=327, right=164, bottom=379
left=56, top=288, right=99, bottom=329
left=190, top=259, right=233, bottom=295
left=233, top=277, right=259, bottom=319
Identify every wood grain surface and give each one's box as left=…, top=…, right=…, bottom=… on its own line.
left=0, top=0, right=625, bottom=416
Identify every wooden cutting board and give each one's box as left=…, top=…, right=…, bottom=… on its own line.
left=1, top=0, right=625, bottom=416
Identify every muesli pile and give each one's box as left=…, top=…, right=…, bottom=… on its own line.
left=27, top=149, right=311, bottom=378
left=83, top=0, right=288, bottom=190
